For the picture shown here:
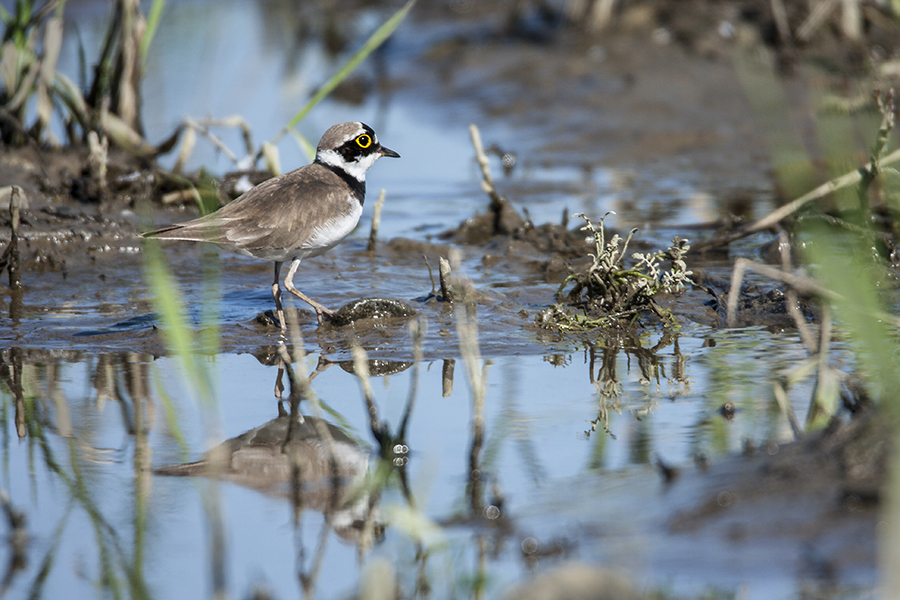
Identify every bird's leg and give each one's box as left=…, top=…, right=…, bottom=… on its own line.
left=272, top=261, right=286, bottom=330
left=283, top=257, right=335, bottom=325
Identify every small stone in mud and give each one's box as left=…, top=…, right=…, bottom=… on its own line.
left=329, top=297, right=417, bottom=326
left=256, top=310, right=280, bottom=327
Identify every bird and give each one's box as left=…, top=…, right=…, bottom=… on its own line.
left=143, top=122, right=399, bottom=329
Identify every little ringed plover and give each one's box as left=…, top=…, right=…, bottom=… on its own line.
left=143, top=121, right=399, bottom=329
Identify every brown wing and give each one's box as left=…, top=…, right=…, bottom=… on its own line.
left=144, top=164, right=358, bottom=253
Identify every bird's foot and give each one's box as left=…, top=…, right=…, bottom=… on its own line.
left=283, top=284, right=335, bottom=326
left=314, top=306, right=336, bottom=325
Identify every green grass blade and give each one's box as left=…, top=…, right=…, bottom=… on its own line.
left=139, top=0, right=165, bottom=69
left=801, top=222, right=900, bottom=404
left=141, top=237, right=215, bottom=403
left=268, top=0, right=415, bottom=148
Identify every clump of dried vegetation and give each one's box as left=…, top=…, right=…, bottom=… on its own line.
left=0, top=0, right=171, bottom=154
left=535, top=212, right=692, bottom=331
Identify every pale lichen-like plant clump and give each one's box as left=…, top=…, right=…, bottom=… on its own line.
left=536, top=212, right=692, bottom=331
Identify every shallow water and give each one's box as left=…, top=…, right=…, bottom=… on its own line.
left=2, top=324, right=826, bottom=599
left=0, top=1, right=882, bottom=599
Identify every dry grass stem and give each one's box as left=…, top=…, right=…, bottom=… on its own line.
left=776, top=230, right=818, bottom=353
left=773, top=380, right=803, bottom=439
left=564, top=0, right=617, bottom=31
left=161, top=188, right=202, bottom=206
left=810, top=305, right=836, bottom=426
left=367, top=189, right=387, bottom=252
left=422, top=254, right=436, bottom=294
left=178, top=116, right=255, bottom=171
left=87, top=131, right=109, bottom=196
left=699, top=88, right=898, bottom=252
left=726, top=257, right=900, bottom=330
left=770, top=0, right=792, bottom=43
left=0, top=186, right=22, bottom=289
left=469, top=124, right=501, bottom=203
left=797, top=0, right=837, bottom=41
left=450, top=248, right=487, bottom=412
left=699, top=150, right=897, bottom=250
left=438, top=257, right=453, bottom=303
left=726, top=258, right=831, bottom=328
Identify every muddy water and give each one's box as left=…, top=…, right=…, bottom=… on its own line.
left=0, top=1, right=885, bottom=599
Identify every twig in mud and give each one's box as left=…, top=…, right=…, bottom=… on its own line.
left=0, top=187, right=22, bottom=290
left=439, top=257, right=453, bottom=303
left=726, top=261, right=900, bottom=330
left=175, top=115, right=255, bottom=172
left=725, top=258, right=831, bottom=328
left=420, top=255, right=453, bottom=303
left=726, top=253, right=896, bottom=431
left=469, top=123, right=526, bottom=235
left=367, top=189, right=387, bottom=252
left=776, top=230, right=817, bottom=353
left=769, top=0, right=792, bottom=43
left=469, top=124, right=501, bottom=204
left=422, top=255, right=436, bottom=294
left=87, top=131, right=109, bottom=198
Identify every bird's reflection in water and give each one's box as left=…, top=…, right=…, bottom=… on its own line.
left=154, top=340, right=424, bottom=591
left=155, top=400, right=377, bottom=544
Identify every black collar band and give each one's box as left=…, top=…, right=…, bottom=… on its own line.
left=316, top=159, right=366, bottom=204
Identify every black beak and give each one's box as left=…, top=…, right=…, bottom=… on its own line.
left=379, top=145, right=400, bottom=159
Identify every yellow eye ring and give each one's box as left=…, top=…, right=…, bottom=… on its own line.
left=356, top=134, right=372, bottom=149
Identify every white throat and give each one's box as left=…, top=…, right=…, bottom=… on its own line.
left=317, top=149, right=380, bottom=181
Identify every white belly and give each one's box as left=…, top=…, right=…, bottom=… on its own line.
left=301, top=198, right=363, bottom=257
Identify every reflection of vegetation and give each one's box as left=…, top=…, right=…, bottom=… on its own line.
left=0, top=350, right=156, bottom=598
left=537, top=213, right=692, bottom=331
left=583, top=330, right=687, bottom=441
